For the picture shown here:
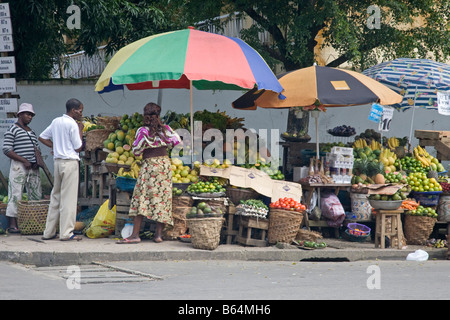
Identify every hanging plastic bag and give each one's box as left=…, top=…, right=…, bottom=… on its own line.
left=86, top=200, right=116, bottom=239
left=320, top=192, right=345, bottom=227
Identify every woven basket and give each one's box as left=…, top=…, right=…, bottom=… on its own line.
left=268, top=209, right=304, bottom=244
left=172, top=196, right=194, bottom=207
left=96, top=116, right=121, bottom=130
left=226, top=187, right=260, bottom=205
left=164, top=206, right=190, bottom=240
left=187, top=217, right=224, bottom=250
left=404, top=214, right=436, bottom=245
left=85, top=129, right=113, bottom=151
left=17, top=200, right=50, bottom=235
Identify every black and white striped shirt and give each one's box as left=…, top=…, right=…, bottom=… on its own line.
left=2, top=124, right=39, bottom=163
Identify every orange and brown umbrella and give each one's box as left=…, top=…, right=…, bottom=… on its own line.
left=232, top=65, right=402, bottom=110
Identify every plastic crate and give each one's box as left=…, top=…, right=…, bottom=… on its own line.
left=116, top=176, right=137, bottom=192
left=411, top=191, right=442, bottom=206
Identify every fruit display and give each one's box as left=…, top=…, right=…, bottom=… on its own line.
left=413, top=145, right=445, bottom=172
left=353, top=129, right=382, bottom=147
left=172, top=187, right=184, bottom=196
left=397, top=156, right=428, bottom=173
left=368, top=190, right=406, bottom=201
left=405, top=205, right=438, bottom=218
left=379, top=148, right=397, bottom=173
left=171, top=158, right=199, bottom=183
left=281, top=130, right=311, bottom=141
left=353, top=139, right=382, bottom=151
left=187, top=177, right=227, bottom=195
left=352, top=158, right=385, bottom=185
left=405, top=172, right=443, bottom=193
left=269, top=197, right=306, bottom=212
left=116, top=161, right=141, bottom=179
left=383, top=172, right=407, bottom=184
left=236, top=199, right=269, bottom=219
left=440, top=182, right=450, bottom=193
left=186, top=201, right=223, bottom=218
left=327, top=125, right=355, bottom=136
left=320, top=142, right=347, bottom=153
left=239, top=160, right=285, bottom=180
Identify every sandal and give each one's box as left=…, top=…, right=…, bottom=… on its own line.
left=7, top=227, right=20, bottom=234
left=60, top=234, right=82, bottom=241
left=116, top=238, right=141, bottom=244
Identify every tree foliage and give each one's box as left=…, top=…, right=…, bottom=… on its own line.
left=181, top=0, right=450, bottom=71
left=10, top=0, right=450, bottom=79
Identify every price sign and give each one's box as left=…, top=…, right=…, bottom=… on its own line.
left=368, top=103, right=384, bottom=123
left=378, top=106, right=394, bottom=132
left=437, top=91, right=450, bottom=116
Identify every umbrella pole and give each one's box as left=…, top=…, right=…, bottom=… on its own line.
left=190, top=80, right=194, bottom=165
left=315, top=116, right=319, bottom=158
left=157, top=88, right=163, bottom=106
left=408, top=85, right=418, bottom=151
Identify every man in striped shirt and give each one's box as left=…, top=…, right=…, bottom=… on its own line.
left=2, top=103, right=42, bottom=233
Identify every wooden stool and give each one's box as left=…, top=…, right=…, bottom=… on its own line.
left=237, top=216, right=269, bottom=247
left=375, top=209, right=403, bottom=249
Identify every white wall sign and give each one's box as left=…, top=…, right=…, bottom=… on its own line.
left=0, top=117, right=16, bottom=133
left=0, top=3, right=10, bottom=18
left=0, top=98, right=17, bottom=112
left=0, top=56, right=15, bottom=73
left=0, top=77, right=16, bottom=93
left=437, top=91, right=450, bottom=116
left=0, top=17, right=12, bottom=35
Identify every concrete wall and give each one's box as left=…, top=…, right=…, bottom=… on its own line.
left=1, top=80, right=448, bottom=183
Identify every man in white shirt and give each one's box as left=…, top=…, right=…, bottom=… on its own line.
left=39, top=98, right=84, bottom=241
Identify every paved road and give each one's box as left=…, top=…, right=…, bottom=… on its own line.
left=1, top=259, right=449, bottom=301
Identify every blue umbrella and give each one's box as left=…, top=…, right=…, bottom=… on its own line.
left=363, top=58, right=450, bottom=111
left=363, top=58, right=450, bottom=142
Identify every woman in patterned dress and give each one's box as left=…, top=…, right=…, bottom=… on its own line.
left=117, top=102, right=181, bottom=244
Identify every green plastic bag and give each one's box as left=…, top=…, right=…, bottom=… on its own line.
left=86, top=200, right=116, bottom=239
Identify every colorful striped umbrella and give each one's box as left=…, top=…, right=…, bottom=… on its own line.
left=362, top=58, right=450, bottom=111
left=363, top=58, right=450, bottom=143
left=95, top=27, right=284, bottom=163
left=95, top=27, right=284, bottom=95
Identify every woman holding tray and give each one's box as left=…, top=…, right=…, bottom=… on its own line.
left=117, top=102, right=181, bottom=244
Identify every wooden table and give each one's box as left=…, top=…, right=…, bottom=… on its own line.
left=299, top=182, right=351, bottom=237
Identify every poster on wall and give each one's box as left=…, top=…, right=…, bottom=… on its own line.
left=437, top=91, right=450, bottom=116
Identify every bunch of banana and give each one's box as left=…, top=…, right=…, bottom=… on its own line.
left=413, top=145, right=431, bottom=167
left=387, top=137, right=400, bottom=149
left=369, top=139, right=382, bottom=151
left=83, top=121, right=94, bottom=132
left=353, top=138, right=368, bottom=149
left=117, top=161, right=141, bottom=179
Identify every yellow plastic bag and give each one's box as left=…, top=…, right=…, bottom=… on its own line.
left=86, top=200, right=116, bottom=239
